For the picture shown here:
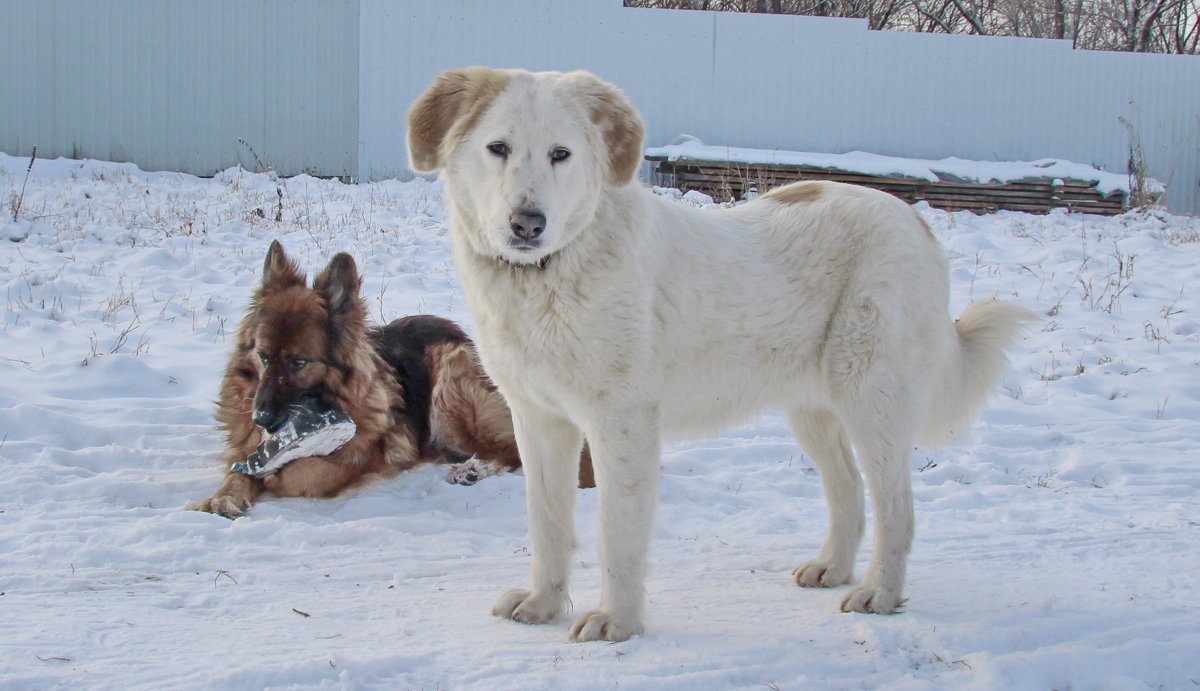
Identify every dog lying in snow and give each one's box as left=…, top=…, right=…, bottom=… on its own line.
left=189, top=241, right=594, bottom=518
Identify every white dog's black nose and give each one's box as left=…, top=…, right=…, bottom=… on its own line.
left=510, top=211, right=546, bottom=242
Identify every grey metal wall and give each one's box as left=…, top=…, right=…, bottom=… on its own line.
left=1, top=0, right=359, bottom=178
left=3, top=0, right=1197, bottom=213
left=359, top=0, right=1200, bottom=214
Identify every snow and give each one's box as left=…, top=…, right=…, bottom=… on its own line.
left=646, top=135, right=1165, bottom=198
left=2, top=153, right=1199, bottom=689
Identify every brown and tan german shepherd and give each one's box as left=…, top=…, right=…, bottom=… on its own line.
left=189, top=241, right=593, bottom=518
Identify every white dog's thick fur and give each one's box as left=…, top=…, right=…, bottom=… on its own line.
left=407, top=67, right=1034, bottom=642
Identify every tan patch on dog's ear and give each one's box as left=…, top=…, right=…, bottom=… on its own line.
left=261, top=240, right=305, bottom=292
left=764, top=181, right=825, bottom=205
left=406, top=67, right=511, bottom=173
left=566, top=71, right=645, bottom=187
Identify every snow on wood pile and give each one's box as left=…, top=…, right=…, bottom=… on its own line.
left=645, top=136, right=1164, bottom=215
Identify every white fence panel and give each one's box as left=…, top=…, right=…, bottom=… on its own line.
left=0, top=0, right=359, bottom=178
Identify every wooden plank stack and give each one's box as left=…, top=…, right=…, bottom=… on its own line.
left=646, top=157, right=1129, bottom=215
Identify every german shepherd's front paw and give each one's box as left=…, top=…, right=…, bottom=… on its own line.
left=188, top=473, right=260, bottom=518
left=568, top=610, right=642, bottom=643
left=187, top=493, right=252, bottom=519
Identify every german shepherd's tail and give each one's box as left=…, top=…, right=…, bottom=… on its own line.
left=921, top=299, right=1038, bottom=447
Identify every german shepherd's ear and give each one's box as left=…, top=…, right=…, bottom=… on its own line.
left=564, top=71, right=645, bottom=187
left=261, top=240, right=306, bottom=292
left=406, top=67, right=511, bottom=173
left=314, top=253, right=363, bottom=325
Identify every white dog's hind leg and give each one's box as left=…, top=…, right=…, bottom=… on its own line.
left=787, top=407, right=864, bottom=589
left=492, top=404, right=583, bottom=625
left=839, top=405, right=915, bottom=615
left=568, top=418, right=660, bottom=643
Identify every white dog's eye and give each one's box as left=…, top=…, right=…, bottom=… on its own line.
left=487, top=142, right=510, bottom=158
left=550, top=147, right=571, bottom=163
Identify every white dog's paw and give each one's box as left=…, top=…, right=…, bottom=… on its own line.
left=567, top=610, right=642, bottom=643
left=491, top=588, right=564, bottom=625
left=792, top=558, right=853, bottom=588
left=840, top=583, right=906, bottom=614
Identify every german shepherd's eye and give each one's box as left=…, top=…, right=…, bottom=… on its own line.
left=287, top=358, right=309, bottom=372
left=256, top=350, right=269, bottom=366
left=487, top=141, right=510, bottom=159
left=550, top=147, right=571, bottom=164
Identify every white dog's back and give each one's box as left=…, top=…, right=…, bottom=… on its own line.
left=600, top=181, right=955, bottom=436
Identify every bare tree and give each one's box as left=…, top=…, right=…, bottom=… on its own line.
left=1165, top=0, right=1200, bottom=52
left=1103, top=0, right=1190, bottom=51
left=624, top=0, right=1200, bottom=52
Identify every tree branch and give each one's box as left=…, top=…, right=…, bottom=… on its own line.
left=912, top=0, right=958, bottom=32
left=948, top=0, right=989, bottom=34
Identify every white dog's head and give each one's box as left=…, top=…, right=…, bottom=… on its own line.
left=407, top=67, right=644, bottom=266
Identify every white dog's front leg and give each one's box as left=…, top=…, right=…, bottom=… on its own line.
left=492, top=402, right=584, bottom=626
left=568, top=417, right=660, bottom=643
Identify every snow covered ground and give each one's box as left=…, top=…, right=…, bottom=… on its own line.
left=1, top=154, right=1198, bottom=690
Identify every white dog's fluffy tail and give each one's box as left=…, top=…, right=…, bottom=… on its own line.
left=921, top=300, right=1037, bottom=447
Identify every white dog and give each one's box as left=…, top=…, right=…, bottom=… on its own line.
left=407, top=67, right=1033, bottom=642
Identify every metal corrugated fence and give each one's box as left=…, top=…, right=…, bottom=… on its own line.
left=0, top=0, right=358, bottom=178
left=3, top=0, right=1197, bottom=213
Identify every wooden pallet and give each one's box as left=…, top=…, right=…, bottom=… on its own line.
left=646, top=157, right=1129, bottom=215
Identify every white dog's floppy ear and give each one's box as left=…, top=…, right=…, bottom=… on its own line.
left=406, top=67, right=511, bottom=173
left=565, top=71, right=645, bottom=187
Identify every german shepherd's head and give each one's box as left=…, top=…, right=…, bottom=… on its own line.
left=239, top=241, right=375, bottom=434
